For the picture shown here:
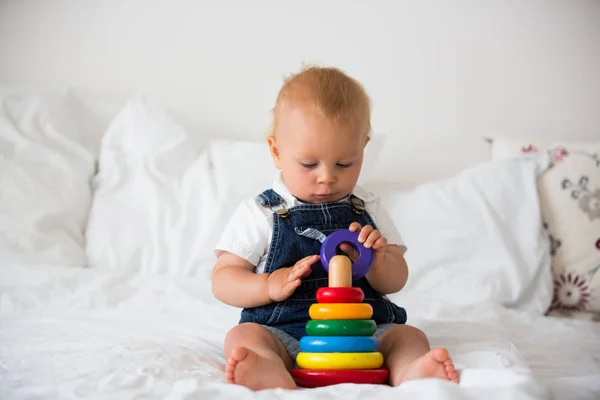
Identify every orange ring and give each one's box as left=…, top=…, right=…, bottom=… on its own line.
left=309, top=303, right=373, bottom=320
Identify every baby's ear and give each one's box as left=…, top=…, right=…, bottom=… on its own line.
left=267, top=135, right=282, bottom=168
left=364, top=135, right=371, bottom=147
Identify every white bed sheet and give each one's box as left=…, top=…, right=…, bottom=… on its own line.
left=1, top=265, right=599, bottom=400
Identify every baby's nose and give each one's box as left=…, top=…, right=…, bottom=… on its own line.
left=318, top=171, right=336, bottom=184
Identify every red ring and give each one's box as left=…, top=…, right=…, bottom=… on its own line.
left=316, top=287, right=364, bottom=303
left=291, top=368, right=389, bottom=387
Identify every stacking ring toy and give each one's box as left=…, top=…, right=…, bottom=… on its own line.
left=296, top=352, right=384, bottom=370
left=320, top=230, right=374, bottom=280
left=306, top=319, right=377, bottom=336
left=309, top=303, right=373, bottom=320
left=299, top=336, right=378, bottom=353
left=316, top=287, right=364, bottom=303
left=291, top=369, right=389, bottom=388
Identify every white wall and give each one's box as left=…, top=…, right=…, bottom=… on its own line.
left=1, top=0, right=599, bottom=184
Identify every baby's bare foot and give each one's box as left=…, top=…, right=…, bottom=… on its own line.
left=225, top=347, right=297, bottom=391
left=391, top=348, right=459, bottom=386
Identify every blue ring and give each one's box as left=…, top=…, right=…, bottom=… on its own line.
left=299, top=336, right=379, bottom=353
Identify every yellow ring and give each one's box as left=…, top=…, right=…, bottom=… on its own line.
left=296, top=352, right=384, bottom=370
left=309, top=303, right=373, bottom=320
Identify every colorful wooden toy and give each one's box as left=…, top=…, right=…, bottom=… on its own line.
left=291, top=229, right=389, bottom=388
left=328, top=255, right=353, bottom=287
left=316, top=287, right=364, bottom=303
left=296, top=352, right=384, bottom=370
left=291, top=369, right=390, bottom=388
left=308, top=303, right=373, bottom=320
left=299, top=336, right=378, bottom=353
left=320, top=230, right=374, bottom=280
left=305, top=319, right=376, bottom=336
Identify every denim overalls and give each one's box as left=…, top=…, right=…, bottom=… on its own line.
left=239, top=189, right=407, bottom=340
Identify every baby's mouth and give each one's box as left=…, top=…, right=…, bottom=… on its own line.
left=312, top=192, right=338, bottom=200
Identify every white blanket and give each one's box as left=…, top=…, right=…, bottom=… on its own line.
left=1, top=265, right=599, bottom=400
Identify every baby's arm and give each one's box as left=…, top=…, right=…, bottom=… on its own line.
left=211, top=252, right=319, bottom=308
left=211, top=252, right=271, bottom=308
left=342, top=222, right=408, bottom=294
left=365, top=245, right=408, bottom=294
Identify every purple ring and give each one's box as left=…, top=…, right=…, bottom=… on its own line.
left=320, top=230, right=374, bottom=280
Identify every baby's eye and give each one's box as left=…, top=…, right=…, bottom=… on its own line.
left=301, top=162, right=318, bottom=169
left=336, top=162, right=352, bottom=169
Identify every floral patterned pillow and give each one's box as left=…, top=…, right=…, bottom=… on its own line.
left=491, top=137, right=600, bottom=319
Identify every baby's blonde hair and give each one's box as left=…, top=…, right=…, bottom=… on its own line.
left=272, top=65, right=372, bottom=137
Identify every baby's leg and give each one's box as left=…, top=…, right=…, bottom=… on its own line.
left=378, top=325, right=459, bottom=386
left=224, top=322, right=297, bottom=390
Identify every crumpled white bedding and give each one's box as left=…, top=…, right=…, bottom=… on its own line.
left=1, top=264, right=599, bottom=400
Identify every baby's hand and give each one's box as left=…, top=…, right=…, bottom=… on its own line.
left=339, top=223, right=388, bottom=269
left=267, top=255, right=319, bottom=302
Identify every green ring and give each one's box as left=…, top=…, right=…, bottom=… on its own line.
left=306, top=319, right=377, bottom=336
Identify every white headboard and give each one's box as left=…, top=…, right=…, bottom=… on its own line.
left=1, top=0, right=599, bottom=185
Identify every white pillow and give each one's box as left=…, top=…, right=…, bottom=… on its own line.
left=491, top=136, right=600, bottom=317
left=382, top=154, right=553, bottom=314
left=85, top=98, right=279, bottom=277
left=0, top=89, right=106, bottom=266
left=86, top=96, right=389, bottom=277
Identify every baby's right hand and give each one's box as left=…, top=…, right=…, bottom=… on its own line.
left=267, top=255, right=319, bottom=302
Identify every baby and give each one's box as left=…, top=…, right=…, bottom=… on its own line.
left=211, top=66, right=459, bottom=390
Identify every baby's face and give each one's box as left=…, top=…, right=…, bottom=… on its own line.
left=268, top=105, right=368, bottom=204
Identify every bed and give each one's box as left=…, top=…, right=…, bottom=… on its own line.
left=1, top=263, right=599, bottom=400
left=0, top=90, right=599, bottom=400
left=1, top=2, right=600, bottom=399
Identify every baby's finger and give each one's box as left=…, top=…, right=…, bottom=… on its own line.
left=282, top=279, right=302, bottom=297
left=339, top=243, right=359, bottom=262
left=306, top=254, right=320, bottom=265
left=290, top=258, right=314, bottom=275
left=339, top=242, right=356, bottom=254
left=298, top=266, right=313, bottom=279
left=295, top=254, right=319, bottom=268
left=289, top=263, right=311, bottom=281
left=358, top=225, right=374, bottom=243
left=348, top=222, right=362, bottom=232
left=372, top=236, right=388, bottom=250
left=364, top=230, right=382, bottom=248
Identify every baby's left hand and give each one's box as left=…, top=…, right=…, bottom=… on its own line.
left=339, top=222, right=388, bottom=270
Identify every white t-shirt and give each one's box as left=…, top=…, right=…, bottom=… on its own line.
left=215, top=173, right=406, bottom=273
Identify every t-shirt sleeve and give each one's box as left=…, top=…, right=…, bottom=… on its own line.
left=371, top=198, right=407, bottom=254
left=214, top=198, right=271, bottom=266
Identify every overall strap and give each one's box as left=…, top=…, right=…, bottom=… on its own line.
left=256, top=189, right=291, bottom=218
left=256, top=189, right=285, bottom=207
left=256, top=189, right=369, bottom=220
